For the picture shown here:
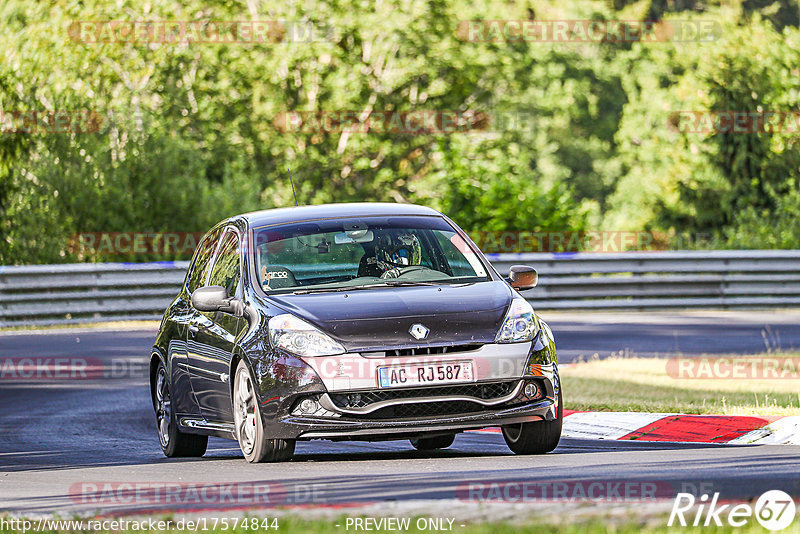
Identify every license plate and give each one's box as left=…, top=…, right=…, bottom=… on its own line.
left=377, top=361, right=474, bottom=388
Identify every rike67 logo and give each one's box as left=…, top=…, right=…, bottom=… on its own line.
left=669, top=490, right=796, bottom=531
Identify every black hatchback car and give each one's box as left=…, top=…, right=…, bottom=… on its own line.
left=150, top=203, right=561, bottom=462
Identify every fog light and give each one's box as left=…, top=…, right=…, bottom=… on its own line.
left=299, top=398, right=319, bottom=414
left=524, top=382, right=539, bottom=399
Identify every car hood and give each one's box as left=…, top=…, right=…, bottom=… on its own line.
left=267, top=281, right=513, bottom=352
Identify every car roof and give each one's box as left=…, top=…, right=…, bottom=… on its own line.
left=236, top=202, right=443, bottom=228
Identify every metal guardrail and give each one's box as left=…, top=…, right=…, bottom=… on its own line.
left=2, top=250, right=799, bottom=326
left=488, top=250, right=800, bottom=310
left=0, top=262, right=189, bottom=327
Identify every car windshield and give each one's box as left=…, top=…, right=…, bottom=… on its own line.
left=252, top=215, right=490, bottom=294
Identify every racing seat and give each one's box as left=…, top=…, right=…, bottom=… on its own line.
left=260, top=265, right=298, bottom=290
left=357, top=254, right=383, bottom=278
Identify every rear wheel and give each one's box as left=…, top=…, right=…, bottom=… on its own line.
left=410, top=433, right=456, bottom=450
left=502, top=388, right=562, bottom=455
left=233, top=360, right=295, bottom=463
left=154, top=363, right=208, bottom=457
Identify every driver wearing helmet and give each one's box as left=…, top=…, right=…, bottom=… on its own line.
left=357, top=232, right=422, bottom=278
left=376, top=233, right=422, bottom=277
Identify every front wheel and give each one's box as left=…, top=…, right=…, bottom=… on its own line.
left=502, top=388, right=562, bottom=455
left=154, top=362, right=208, bottom=457
left=233, top=360, right=295, bottom=463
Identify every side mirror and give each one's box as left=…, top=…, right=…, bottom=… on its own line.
left=191, top=285, right=245, bottom=316
left=508, top=265, right=538, bottom=291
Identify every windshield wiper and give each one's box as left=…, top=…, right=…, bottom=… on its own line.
left=380, top=280, right=442, bottom=287
left=289, top=280, right=469, bottom=294
left=291, top=286, right=352, bottom=295
left=290, top=284, right=389, bottom=295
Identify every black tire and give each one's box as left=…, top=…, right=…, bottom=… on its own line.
left=233, top=360, right=295, bottom=463
left=153, top=362, right=208, bottom=458
left=502, top=388, right=562, bottom=455
left=410, top=433, right=456, bottom=450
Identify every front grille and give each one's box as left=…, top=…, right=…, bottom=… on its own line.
left=382, top=344, right=482, bottom=357
left=361, top=400, right=491, bottom=419
left=329, top=380, right=519, bottom=410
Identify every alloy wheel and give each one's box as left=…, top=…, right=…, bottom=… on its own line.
left=234, top=367, right=258, bottom=455
left=155, top=367, right=171, bottom=448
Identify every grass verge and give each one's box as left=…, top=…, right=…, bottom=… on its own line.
left=560, top=354, right=800, bottom=416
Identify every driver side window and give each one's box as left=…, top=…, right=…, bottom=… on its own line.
left=207, top=230, right=241, bottom=297
left=186, top=228, right=222, bottom=293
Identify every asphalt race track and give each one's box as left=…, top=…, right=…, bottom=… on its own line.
left=1, top=311, right=799, bottom=516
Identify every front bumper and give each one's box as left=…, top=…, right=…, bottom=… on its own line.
left=255, top=323, right=559, bottom=440
left=262, top=371, right=559, bottom=440
left=287, top=397, right=556, bottom=440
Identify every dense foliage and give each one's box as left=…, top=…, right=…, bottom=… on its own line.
left=1, top=0, right=798, bottom=263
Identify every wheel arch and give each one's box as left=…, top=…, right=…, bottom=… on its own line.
left=149, top=347, right=167, bottom=409
left=228, top=347, right=254, bottom=401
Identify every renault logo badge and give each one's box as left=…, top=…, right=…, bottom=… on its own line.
left=409, top=323, right=430, bottom=340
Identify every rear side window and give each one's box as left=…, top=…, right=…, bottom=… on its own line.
left=207, top=230, right=241, bottom=297
left=186, top=228, right=222, bottom=293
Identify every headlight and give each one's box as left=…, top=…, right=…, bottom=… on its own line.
left=268, top=314, right=345, bottom=357
left=496, top=298, right=539, bottom=343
